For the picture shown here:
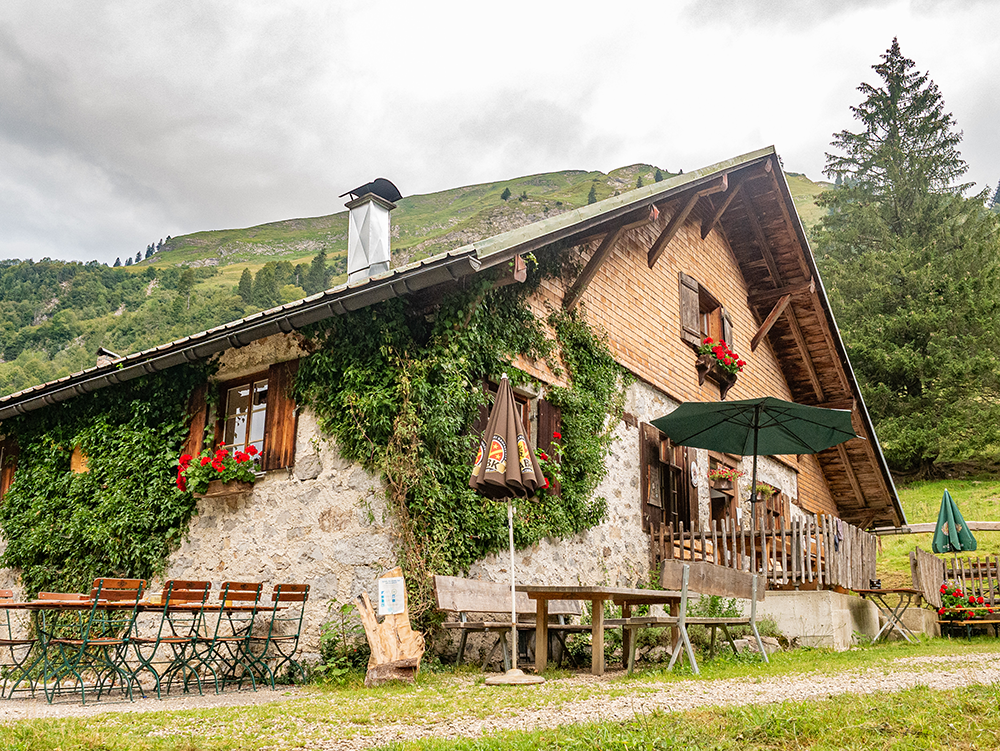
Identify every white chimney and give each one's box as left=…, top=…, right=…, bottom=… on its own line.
left=346, top=192, right=396, bottom=282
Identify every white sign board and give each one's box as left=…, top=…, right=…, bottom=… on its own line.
left=378, top=576, right=406, bottom=616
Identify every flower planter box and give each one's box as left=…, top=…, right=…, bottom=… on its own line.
left=194, top=479, right=255, bottom=499
left=695, top=354, right=738, bottom=400
left=710, top=479, right=734, bottom=492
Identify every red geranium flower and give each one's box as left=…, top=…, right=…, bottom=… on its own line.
left=969, top=595, right=976, bottom=604
left=541, top=477, right=549, bottom=489
left=702, top=337, right=714, bottom=345
left=938, top=607, right=945, bottom=615
left=978, top=596, right=985, bottom=604
left=179, top=454, right=193, bottom=465
left=940, top=584, right=948, bottom=593
left=539, top=451, right=548, bottom=461
left=235, top=452, right=249, bottom=463
left=552, top=431, right=562, bottom=441
left=212, top=461, right=225, bottom=473
left=246, top=445, right=259, bottom=457
left=200, top=457, right=211, bottom=466
left=215, top=449, right=229, bottom=460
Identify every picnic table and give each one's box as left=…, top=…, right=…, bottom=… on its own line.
left=855, top=587, right=922, bottom=643
left=517, top=585, right=683, bottom=675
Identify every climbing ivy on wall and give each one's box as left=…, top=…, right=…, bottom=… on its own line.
left=295, top=257, right=630, bottom=619
left=0, top=364, right=208, bottom=596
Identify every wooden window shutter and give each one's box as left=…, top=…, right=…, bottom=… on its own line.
left=263, top=359, right=299, bottom=471
left=721, top=309, right=734, bottom=347
left=537, top=398, right=562, bottom=496
left=181, top=383, right=209, bottom=460
left=679, top=272, right=701, bottom=346
left=640, top=423, right=663, bottom=532
left=0, top=437, right=18, bottom=499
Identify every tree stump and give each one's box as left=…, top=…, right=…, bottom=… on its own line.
left=355, top=566, right=425, bottom=687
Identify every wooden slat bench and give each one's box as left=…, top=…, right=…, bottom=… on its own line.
left=938, top=608, right=1000, bottom=638
left=620, top=560, right=768, bottom=675
left=433, top=575, right=586, bottom=670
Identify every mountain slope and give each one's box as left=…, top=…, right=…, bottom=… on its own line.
left=0, top=166, right=831, bottom=398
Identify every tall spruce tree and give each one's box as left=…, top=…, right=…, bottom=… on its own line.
left=238, top=268, right=253, bottom=304
left=304, top=250, right=331, bottom=295
left=815, top=39, right=1000, bottom=474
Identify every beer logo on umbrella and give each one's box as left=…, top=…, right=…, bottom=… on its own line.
left=486, top=437, right=507, bottom=474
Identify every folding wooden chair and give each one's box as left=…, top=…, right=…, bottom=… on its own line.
left=195, top=581, right=263, bottom=693
left=245, top=583, right=309, bottom=688
left=130, top=580, right=211, bottom=699
left=0, top=589, right=39, bottom=698
left=43, top=578, right=146, bottom=704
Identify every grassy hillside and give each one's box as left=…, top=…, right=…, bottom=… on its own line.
left=0, top=164, right=830, bottom=398
left=877, top=479, right=1000, bottom=587
left=147, top=166, right=831, bottom=273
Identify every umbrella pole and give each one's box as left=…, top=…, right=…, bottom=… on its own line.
left=508, top=498, right=517, bottom=670
left=749, top=404, right=760, bottom=528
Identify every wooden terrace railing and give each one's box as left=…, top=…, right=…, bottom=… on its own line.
left=910, top=546, right=1000, bottom=610
left=650, top=515, right=877, bottom=592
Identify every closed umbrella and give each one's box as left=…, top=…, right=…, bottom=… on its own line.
left=932, top=488, right=976, bottom=554
left=470, top=374, right=546, bottom=684
left=651, top=396, right=859, bottom=510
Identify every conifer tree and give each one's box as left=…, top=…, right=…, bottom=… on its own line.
left=253, top=265, right=279, bottom=307
left=815, top=38, right=1000, bottom=472
left=304, top=250, right=331, bottom=295
left=113, top=257, right=121, bottom=267
left=500, top=187, right=511, bottom=201
left=238, top=268, right=253, bottom=304
left=654, top=169, right=663, bottom=182
left=587, top=184, right=597, bottom=205
left=636, top=176, right=644, bottom=189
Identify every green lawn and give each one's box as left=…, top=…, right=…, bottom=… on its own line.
left=3, top=640, right=999, bottom=750
left=877, top=479, right=1000, bottom=587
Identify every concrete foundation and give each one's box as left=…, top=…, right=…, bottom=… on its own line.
left=757, top=590, right=880, bottom=650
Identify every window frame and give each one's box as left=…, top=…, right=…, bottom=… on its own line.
left=215, top=371, right=270, bottom=459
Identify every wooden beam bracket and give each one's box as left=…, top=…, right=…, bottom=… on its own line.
left=747, top=278, right=815, bottom=309
left=647, top=175, right=728, bottom=268
left=750, top=294, right=792, bottom=352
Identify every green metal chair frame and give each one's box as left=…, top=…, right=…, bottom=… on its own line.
left=42, top=579, right=146, bottom=705
left=130, top=580, right=211, bottom=699
left=0, top=589, right=40, bottom=698
left=195, top=581, right=263, bottom=693
left=245, top=583, right=309, bottom=688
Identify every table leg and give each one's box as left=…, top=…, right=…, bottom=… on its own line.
left=534, top=598, right=548, bottom=674
left=591, top=599, right=604, bottom=675
left=620, top=603, right=631, bottom=669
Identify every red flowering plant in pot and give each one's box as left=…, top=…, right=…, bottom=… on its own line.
left=176, top=446, right=260, bottom=494
left=535, top=431, right=564, bottom=496
left=696, top=337, right=746, bottom=377
left=937, top=583, right=992, bottom=621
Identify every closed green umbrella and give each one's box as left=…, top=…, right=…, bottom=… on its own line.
left=932, top=488, right=976, bottom=554
left=470, top=374, right=545, bottom=684
left=651, top=396, right=859, bottom=507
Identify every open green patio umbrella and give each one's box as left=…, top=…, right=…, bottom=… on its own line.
left=932, top=488, right=977, bottom=554
left=651, top=396, right=859, bottom=508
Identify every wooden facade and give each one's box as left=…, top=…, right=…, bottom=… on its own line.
left=510, top=149, right=902, bottom=529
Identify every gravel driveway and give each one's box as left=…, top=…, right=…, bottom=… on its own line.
left=3, top=651, right=1000, bottom=750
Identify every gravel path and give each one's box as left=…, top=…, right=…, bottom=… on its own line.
left=4, top=652, right=1000, bottom=749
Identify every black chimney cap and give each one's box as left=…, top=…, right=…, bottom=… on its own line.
left=340, top=178, right=402, bottom=203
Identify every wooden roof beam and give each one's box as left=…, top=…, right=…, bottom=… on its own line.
left=747, top=278, right=815, bottom=308
left=564, top=205, right=660, bottom=310
left=564, top=226, right=626, bottom=311
left=836, top=443, right=866, bottom=508
left=786, top=309, right=826, bottom=402
left=750, top=293, right=791, bottom=352
left=647, top=175, right=727, bottom=268
left=742, top=191, right=783, bottom=287
left=701, top=161, right=771, bottom=240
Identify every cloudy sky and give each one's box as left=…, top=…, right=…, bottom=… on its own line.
left=2, top=0, right=998, bottom=265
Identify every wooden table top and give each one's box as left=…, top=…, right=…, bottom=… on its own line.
left=517, top=585, right=682, bottom=605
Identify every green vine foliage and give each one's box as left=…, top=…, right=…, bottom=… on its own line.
left=0, top=365, right=208, bottom=596
left=296, top=260, right=630, bottom=620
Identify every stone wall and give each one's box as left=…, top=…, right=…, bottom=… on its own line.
left=163, top=390, right=397, bottom=660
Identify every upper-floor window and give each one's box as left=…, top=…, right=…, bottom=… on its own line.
left=679, top=272, right=733, bottom=349
left=220, top=377, right=268, bottom=456
left=182, top=360, right=299, bottom=473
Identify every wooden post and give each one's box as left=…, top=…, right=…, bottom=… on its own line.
left=355, top=566, right=425, bottom=687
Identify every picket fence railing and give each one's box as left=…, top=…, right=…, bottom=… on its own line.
left=650, top=514, right=877, bottom=592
